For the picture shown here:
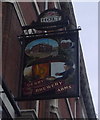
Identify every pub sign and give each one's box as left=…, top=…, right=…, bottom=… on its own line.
left=19, top=9, right=80, bottom=100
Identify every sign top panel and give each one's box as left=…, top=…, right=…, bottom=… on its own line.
left=32, top=9, right=69, bottom=30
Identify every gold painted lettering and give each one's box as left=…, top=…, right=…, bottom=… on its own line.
left=54, top=82, right=59, bottom=86
left=51, top=84, right=54, bottom=88
left=46, top=85, right=51, bottom=89
left=57, top=88, right=61, bottom=92
left=42, top=87, right=46, bottom=91
left=59, top=81, right=62, bottom=85
left=35, top=89, right=39, bottom=92
left=61, top=87, right=64, bottom=91
left=64, top=86, right=68, bottom=90
left=69, top=85, right=72, bottom=88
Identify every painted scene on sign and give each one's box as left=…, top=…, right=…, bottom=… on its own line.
left=22, top=32, right=79, bottom=99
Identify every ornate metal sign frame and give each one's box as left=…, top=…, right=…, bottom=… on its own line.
left=15, top=8, right=80, bottom=101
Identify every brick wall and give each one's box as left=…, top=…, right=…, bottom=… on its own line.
left=2, top=3, right=22, bottom=96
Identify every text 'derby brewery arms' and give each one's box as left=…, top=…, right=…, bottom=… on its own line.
left=17, top=8, right=80, bottom=100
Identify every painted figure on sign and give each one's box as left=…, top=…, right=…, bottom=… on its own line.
left=55, top=61, right=74, bottom=80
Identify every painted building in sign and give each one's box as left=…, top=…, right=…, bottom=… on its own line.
left=0, top=1, right=97, bottom=119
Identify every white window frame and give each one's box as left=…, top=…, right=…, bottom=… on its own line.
left=49, top=99, right=61, bottom=119
left=31, top=0, right=40, bottom=15
left=0, top=85, right=15, bottom=118
left=66, top=98, right=74, bottom=120
left=13, top=1, right=27, bottom=26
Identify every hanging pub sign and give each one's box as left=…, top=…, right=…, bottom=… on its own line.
left=17, top=8, right=80, bottom=100
left=19, top=31, right=80, bottom=100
